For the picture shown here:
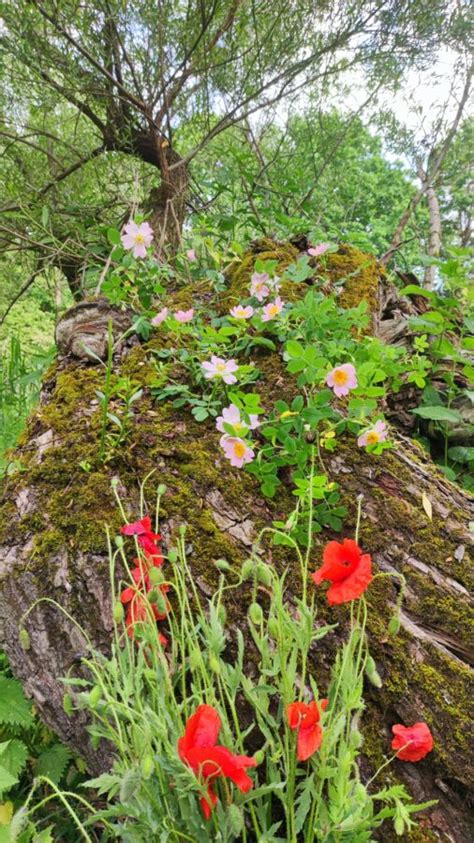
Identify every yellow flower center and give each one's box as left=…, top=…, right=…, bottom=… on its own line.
left=366, top=431, right=380, bottom=445
left=234, top=422, right=243, bottom=432
left=216, top=363, right=226, bottom=372
left=135, top=234, right=145, bottom=244
left=333, top=369, right=348, bottom=385
left=269, top=304, right=279, bottom=316
left=233, top=441, right=246, bottom=458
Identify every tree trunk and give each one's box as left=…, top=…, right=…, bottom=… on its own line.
left=0, top=242, right=472, bottom=841
left=423, top=181, right=442, bottom=289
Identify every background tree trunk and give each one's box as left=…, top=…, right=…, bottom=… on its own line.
left=0, top=242, right=472, bottom=841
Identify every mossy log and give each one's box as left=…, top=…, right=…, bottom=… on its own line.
left=0, top=241, right=473, bottom=841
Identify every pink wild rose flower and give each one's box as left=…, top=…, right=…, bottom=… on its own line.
left=121, top=220, right=153, bottom=258
left=230, top=304, right=254, bottom=319
left=357, top=420, right=388, bottom=448
left=326, top=363, right=358, bottom=397
left=174, top=309, right=194, bottom=323
left=308, top=243, right=330, bottom=257
left=201, top=355, right=239, bottom=384
left=151, top=307, right=169, bottom=326
left=261, top=296, right=284, bottom=322
left=186, top=249, right=197, bottom=261
left=216, top=403, right=260, bottom=435
left=250, top=272, right=271, bottom=302
left=220, top=435, right=254, bottom=468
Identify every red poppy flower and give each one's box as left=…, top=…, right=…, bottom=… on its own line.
left=312, top=539, right=372, bottom=605
left=287, top=699, right=328, bottom=761
left=178, top=704, right=257, bottom=819
left=391, top=722, right=433, bottom=762
left=121, top=517, right=164, bottom=565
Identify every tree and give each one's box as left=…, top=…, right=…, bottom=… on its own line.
left=0, top=0, right=466, bottom=290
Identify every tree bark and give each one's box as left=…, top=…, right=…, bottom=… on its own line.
left=0, top=242, right=472, bottom=841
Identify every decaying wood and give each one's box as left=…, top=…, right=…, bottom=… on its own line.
left=0, top=242, right=473, bottom=841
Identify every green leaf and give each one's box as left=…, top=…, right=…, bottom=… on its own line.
left=107, top=227, right=121, bottom=246
left=0, top=766, right=18, bottom=794
left=35, top=744, right=72, bottom=785
left=0, top=679, right=33, bottom=728
left=412, top=406, right=462, bottom=422
left=286, top=339, right=304, bottom=358
left=0, top=741, right=27, bottom=782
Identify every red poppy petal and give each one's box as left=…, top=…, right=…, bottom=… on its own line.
left=326, top=554, right=372, bottom=604
left=200, top=785, right=218, bottom=820
left=297, top=725, right=323, bottom=761
left=178, top=706, right=221, bottom=760
left=287, top=702, right=306, bottom=729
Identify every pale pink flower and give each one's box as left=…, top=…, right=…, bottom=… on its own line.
left=308, top=243, right=330, bottom=257
left=151, top=307, right=169, bottom=326
left=357, top=420, right=388, bottom=448
left=220, top=435, right=254, bottom=468
left=326, top=363, right=358, bottom=398
left=230, top=304, right=254, bottom=319
left=201, top=355, right=239, bottom=384
left=250, top=272, right=271, bottom=302
left=174, top=308, right=194, bottom=323
left=121, top=220, right=153, bottom=258
left=186, top=249, right=197, bottom=261
left=216, top=403, right=260, bottom=435
left=261, top=296, right=284, bottom=322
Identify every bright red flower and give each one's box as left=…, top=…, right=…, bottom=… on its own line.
left=121, top=517, right=164, bottom=565
left=287, top=699, right=328, bottom=761
left=178, top=704, right=257, bottom=819
left=312, top=539, right=372, bottom=605
left=391, top=722, right=433, bottom=762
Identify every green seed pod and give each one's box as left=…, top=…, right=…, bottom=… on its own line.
left=113, top=601, right=125, bottom=623
left=141, top=755, right=154, bottom=779
left=157, top=483, right=167, bottom=496
left=63, top=694, right=74, bottom=716
left=148, top=566, right=164, bottom=585
left=19, top=628, right=30, bottom=651
left=227, top=804, right=244, bottom=838
left=215, top=558, right=231, bottom=572
left=168, top=549, right=178, bottom=563
left=248, top=602, right=263, bottom=625
left=388, top=615, right=401, bottom=635
left=257, top=562, right=273, bottom=587
left=241, top=559, right=254, bottom=580
left=209, top=654, right=221, bottom=675
left=88, top=685, right=102, bottom=707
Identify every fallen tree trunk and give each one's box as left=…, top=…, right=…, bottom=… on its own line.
left=0, top=241, right=472, bottom=841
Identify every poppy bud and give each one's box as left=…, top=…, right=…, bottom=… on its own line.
left=215, top=558, right=231, bottom=572
left=115, top=535, right=124, bottom=548
left=168, top=549, right=178, bottom=563
left=141, top=755, right=154, bottom=779
left=253, top=749, right=265, bottom=765
left=63, top=694, right=73, bottom=716
left=148, top=566, right=164, bottom=585
left=19, top=628, right=30, bottom=651
left=88, top=685, right=102, bottom=707
left=365, top=656, right=382, bottom=688
left=227, top=804, right=244, bottom=837
left=241, top=559, right=254, bottom=580
left=154, top=590, right=169, bottom=616
left=388, top=615, right=401, bottom=635
left=189, top=648, right=201, bottom=669
left=157, top=484, right=167, bottom=496
left=113, top=601, right=124, bottom=623
left=248, top=602, right=263, bottom=625
left=179, top=525, right=187, bottom=536
left=267, top=617, right=279, bottom=639
left=209, top=654, right=221, bottom=675
left=257, top=562, right=273, bottom=587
